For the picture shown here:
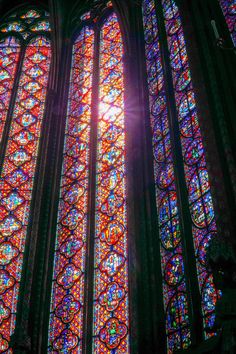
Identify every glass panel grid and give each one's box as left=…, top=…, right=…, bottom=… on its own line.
left=142, top=1, right=191, bottom=352
left=48, top=27, right=94, bottom=353
left=0, top=36, right=51, bottom=352
left=0, top=37, right=20, bottom=143
left=162, top=0, right=219, bottom=337
left=0, top=9, right=51, bottom=40
left=92, top=12, right=129, bottom=353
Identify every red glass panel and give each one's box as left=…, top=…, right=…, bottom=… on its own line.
left=48, top=27, right=94, bottom=353
left=92, top=13, right=129, bottom=353
left=0, top=37, right=20, bottom=142
left=0, top=36, right=51, bottom=351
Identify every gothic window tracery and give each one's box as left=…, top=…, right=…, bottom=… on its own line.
left=142, top=0, right=220, bottom=352
left=48, top=2, right=129, bottom=353
left=0, top=8, right=51, bottom=352
left=0, top=1, right=232, bottom=353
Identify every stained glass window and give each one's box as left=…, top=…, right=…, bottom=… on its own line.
left=0, top=8, right=49, bottom=39
left=93, top=13, right=128, bottom=352
left=219, top=0, right=236, bottom=45
left=142, top=1, right=191, bottom=352
left=0, top=37, right=20, bottom=142
left=48, top=26, right=94, bottom=353
left=162, top=0, right=219, bottom=334
left=143, top=0, right=219, bottom=352
left=0, top=9, right=51, bottom=352
left=31, top=21, right=51, bottom=32
left=48, top=5, right=129, bottom=354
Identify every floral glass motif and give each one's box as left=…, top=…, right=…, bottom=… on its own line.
left=31, top=21, right=51, bottom=32
left=48, top=27, right=94, bottom=353
left=0, top=23, right=25, bottom=32
left=219, top=0, right=236, bottom=45
left=93, top=13, right=129, bottom=353
left=21, top=10, right=40, bottom=19
left=0, top=9, right=50, bottom=40
left=162, top=0, right=219, bottom=336
left=142, top=0, right=191, bottom=352
left=0, top=35, right=51, bottom=352
left=0, top=37, right=20, bottom=142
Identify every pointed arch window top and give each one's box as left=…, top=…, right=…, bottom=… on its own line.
left=0, top=8, right=51, bottom=40
left=79, top=0, right=114, bottom=25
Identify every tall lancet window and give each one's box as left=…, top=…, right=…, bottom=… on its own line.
left=143, top=0, right=219, bottom=352
left=219, top=0, right=236, bottom=45
left=48, top=2, right=129, bottom=353
left=0, top=8, right=51, bottom=352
